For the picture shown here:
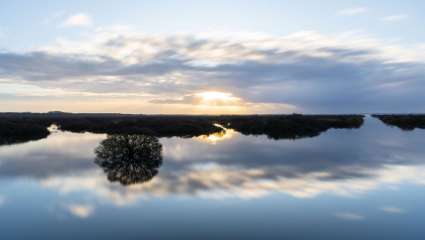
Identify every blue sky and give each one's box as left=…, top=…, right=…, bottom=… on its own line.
left=0, top=1, right=424, bottom=113
left=1, top=0, right=423, bottom=50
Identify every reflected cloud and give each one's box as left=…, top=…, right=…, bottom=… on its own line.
left=335, top=212, right=365, bottom=221
left=2, top=118, right=425, bottom=206
left=66, top=204, right=94, bottom=218
left=0, top=131, right=105, bottom=178
left=39, top=163, right=425, bottom=206
left=380, top=206, right=405, bottom=214
left=0, top=195, right=5, bottom=206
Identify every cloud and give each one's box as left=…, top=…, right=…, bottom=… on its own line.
left=65, top=204, right=94, bottom=218
left=150, top=91, right=244, bottom=106
left=335, top=212, right=365, bottom=221
left=338, top=7, right=368, bottom=16
left=62, top=13, right=92, bottom=27
left=381, top=14, right=408, bottom=22
left=1, top=30, right=425, bottom=113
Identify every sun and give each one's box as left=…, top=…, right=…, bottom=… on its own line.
left=195, top=91, right=241, bottom=106
left=196, top=91, right=233, bottom=100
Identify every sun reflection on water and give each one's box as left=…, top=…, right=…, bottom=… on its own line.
left=196, top=124, right=236, bottom=144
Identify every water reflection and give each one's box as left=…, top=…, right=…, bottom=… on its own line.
left=196, top=124, right=236, bottom=144
left=94, top=135, right=163, bottom=185
left=1, top=117, right=425, bottom=238
left=1, top=117, right=425, bottom=202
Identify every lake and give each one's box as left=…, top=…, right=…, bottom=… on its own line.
left=0, top=116, right=424, bottom=239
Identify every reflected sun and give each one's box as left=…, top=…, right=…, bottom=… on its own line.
left=197, top=124, right=236, bottom=144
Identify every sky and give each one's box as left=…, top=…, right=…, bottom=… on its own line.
left=0, top=0, right=424, bottom=114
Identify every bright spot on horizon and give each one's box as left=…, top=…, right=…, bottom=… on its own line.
left=195, top=91, right=242, bottom=106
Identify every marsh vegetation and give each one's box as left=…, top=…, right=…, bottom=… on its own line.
left=373, top=114, right=425, bottom=130
left=1, top=112, right=365, bottom=144
left=95, top=134, right=163, bottom=185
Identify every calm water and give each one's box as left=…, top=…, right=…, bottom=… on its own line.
left=0, top=116, right=424, bottom=239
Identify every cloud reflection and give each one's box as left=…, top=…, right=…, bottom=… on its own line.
left=0, top=131, right=104, bottom=178
left=66, top=204, right=94, bottom=218
left=1, top=118, right=425, bottom=206
left=380, top=206, right=405, bottom=214
left=39, top=163, right=425, bottom=206
left=335, top=212, right=365, bottom=221
left=0, top=195, right=5, bottom=206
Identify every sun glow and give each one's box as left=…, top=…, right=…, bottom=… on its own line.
left=196, top=91, right=234, bottom=100
left=195, top=91, right=241, bottom=106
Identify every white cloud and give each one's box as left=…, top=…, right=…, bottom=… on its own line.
left=66, top=204, right=94, bottom=218
left=335, top=212, right=365, bottom=221
left=62, top=13, right=92, bottom=27
left=1, top=30, right=425, bottom=113
left=381, top=14, right=408, bottom=22
left=338, top=7, right=368, bottom=16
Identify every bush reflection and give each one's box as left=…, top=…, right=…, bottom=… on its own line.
left=95, top=135, right=163, bottom=185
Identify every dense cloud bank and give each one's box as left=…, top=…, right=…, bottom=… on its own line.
left=1, top=31, right=425, bottom=112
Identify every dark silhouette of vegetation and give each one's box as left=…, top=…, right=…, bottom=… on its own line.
left=0, top=113, right=224, bottom=141
left=0, top=118, right=50, bottom=145
left=373, top=114, right=425, bottom=131
left=56, top=116, right=222, bottom=137
left=94, top=135, right=163, bottom=185
left=0, top=112, right=365, bottom=144
left=213, top=114, right=364, bottom=139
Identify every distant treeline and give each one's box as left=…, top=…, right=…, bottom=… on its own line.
left=373, top=114, right=425, bottom=131
left=0, top=118, right=50, bottom=145
left=0, top=112, right=366, bottom=145
left=213, top=114, right=364, bottom=139
left=0, top=112, right=223, bottom=143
